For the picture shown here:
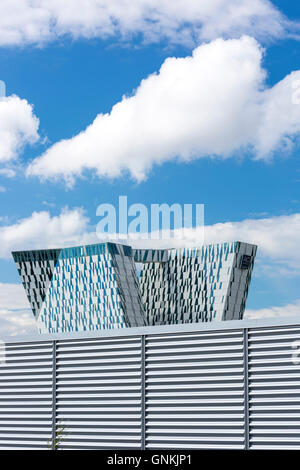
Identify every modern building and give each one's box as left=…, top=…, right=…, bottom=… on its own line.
left=12, top=241, right=257, bottom=333
left=138, top=241, right=257, bottom=325
left=12, top=243, right=146, bottom=333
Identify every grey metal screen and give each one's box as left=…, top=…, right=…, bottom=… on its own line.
left=145, top=330, right=245, bottom=449
left=248, top=325, right=300, bottom=450
left=0, top=340, right=53, bottom=449
left=56, top=336, right=143, bottom=450
left=0, top=319, right=299, bottom=450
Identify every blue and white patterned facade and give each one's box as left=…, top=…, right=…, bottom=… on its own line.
left=13, top=241, right=256, bottom=333
left=138, top=242, right=257, bottom=325
left=12, top=243, right=146, bottom=333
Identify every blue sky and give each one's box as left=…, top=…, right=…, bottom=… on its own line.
left=0, top=0, right=299, bottom=335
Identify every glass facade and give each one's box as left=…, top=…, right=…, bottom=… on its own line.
left=12, top=243, right=146, bottom=333
left=139, top=242, right=257, bottom=325
left=12, top=240, right=257, bottom=333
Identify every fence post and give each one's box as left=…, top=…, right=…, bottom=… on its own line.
left=243, top=328, right=250, bottom=450
left=52, top=340, right=57, bottom=450
left=141, top=335, right=146, bottom=450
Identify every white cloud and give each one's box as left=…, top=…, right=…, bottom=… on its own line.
left=27, top=36, right=300, bottom=184
left=0, top=207, right=95, bottom=259
left=0, top=168, right=16, bottom=178
left=0, top=0, right=294, bottom=48
left=0, top=283, right=36, bottom=337
left=0, top=186, right=6, bottom=193
left=0, top=309, right=37, bottom=337
left=245, top=299, right=300, bottom=320
left=0, top=95, right=39, bottom=163
left=42, top=200, right=56, bottom=207
left=0, top=282, right=29, bottom=310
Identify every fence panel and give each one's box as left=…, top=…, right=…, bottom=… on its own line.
left=55, top=336, right=142, bottom=449
left=0, top=341, right=53, bottom=449
left=0, top=322, right=299, bottom=450
left=248, top=325, right=300, bottom=449
left=145, top=329, right=246, bottom=449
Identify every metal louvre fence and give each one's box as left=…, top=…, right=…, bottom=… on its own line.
left=56, top=336, right=142, bottom=450
left=0, top=341, right=53, bottom=449
left=145, top=330, right=245, bottom=449
left=0, top=319, right=300, bottom=450
left=248, top=325, right=300, bottom=450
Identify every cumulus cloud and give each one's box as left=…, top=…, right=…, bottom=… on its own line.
left=0, top=207, right=95, bottom=259
left=245, top=299, right=300, bottom=320
left=0, top=282, right=29, bottom=310
left=0, top=0, right=294, bottom=48
left=0, top=95, right=39, bottom=163
left=0, top=283, right=36, bottom=337
left=0, top=168, right=16, bottom=178
left=27, top=36, right=300, bottom=184
left=0, top=309, right=36, bottom=337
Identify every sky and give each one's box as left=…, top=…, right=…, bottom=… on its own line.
left=0, top=0, right=300, bottom=336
